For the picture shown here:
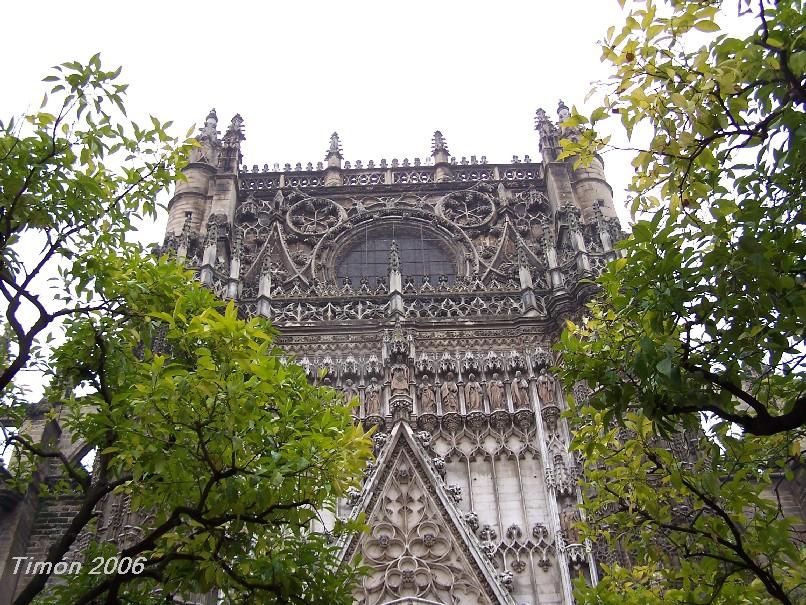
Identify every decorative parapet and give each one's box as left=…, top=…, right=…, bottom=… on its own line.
left=239, top=161, right=544, bottom=191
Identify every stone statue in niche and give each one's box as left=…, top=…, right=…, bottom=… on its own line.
left=510, top=370, right=530, bottom=409
left=464, top=373, right=483, bottom=411
left=365, top=377, right=381, bottom=415
left=440, top=372, right=459, bottom=413
left=342, top=378, right=359, bottom=414
left=390, top=365, right=409, bottom=395
left=487, top=373, right=505, bottom=410
left=560, top=505, right=581, bottom=544
left=537, top=368, right=556, bottom=406
left=418, top=377, right=436, bottom=413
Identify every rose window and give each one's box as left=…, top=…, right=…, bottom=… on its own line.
left=440, top=191, right=494, bottom=227
left=287, top=198, right=341, bottom=235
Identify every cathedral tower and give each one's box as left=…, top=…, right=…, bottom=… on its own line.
left=160, top=104, right=624, bottom=605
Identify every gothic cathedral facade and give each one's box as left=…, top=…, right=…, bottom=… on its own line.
left=159, top=103, right=624, bottom=605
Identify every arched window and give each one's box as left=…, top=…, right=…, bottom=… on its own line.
left=336, top=225, right=456, bottom=286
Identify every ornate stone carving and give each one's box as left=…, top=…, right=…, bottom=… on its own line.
left=391, top=364, right=410, bottom=395
left=487, top=373, right=505, bottom=410
left=440, top=372, right=459, bottom=413
left=418, top=377, right=436, bottom=414
left=347, top=486, right=362, bottom=507
left=431, top=456, right=446, bottom=478
left=287, top=198, right=341, bottom=235
left=439, top=352, right=456, bottom=374
left=546, top=456, right=577, bottom=496
left=499, top=570, right=514, bottom=593
left=415, top=352, right=434, bottom=376
left=355, top=446, right=497, bottom=605
left=506, top=524, right=523, bottom=542
left=415, top=430, right=432, bottom=449
left=559, top=505, right=581, bottom=545
left=342, top=378, right=360, bottom=414
left=190, top=108, right=220, bottom=165
left=440, top=190, right=495, bottom=228
left=446, top=484, right=463, bottom=504
left=532, top=345, right=553, bottom=369
left=507, top=350, right=527, bottom=372
left=373, top=431, right=390, bottom=455
left=365, top=377, right=382, bottom=416
left=510, top=371, right=530, bottom=410
left=479, top=525, right=498, bottom=542
left=464, top=373, right=483, bottom=411
left=536, top=368, right=556, bottom=406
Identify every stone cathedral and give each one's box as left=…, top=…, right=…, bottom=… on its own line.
left=158, top=102, right=624, bottom=605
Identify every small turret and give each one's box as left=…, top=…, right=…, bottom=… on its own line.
left=166, top=108, right=222, bottom=240
left=535, top=101, right=617, bottom=223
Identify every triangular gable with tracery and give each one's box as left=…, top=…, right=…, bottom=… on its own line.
left=340, top=423, right=515, bottom=605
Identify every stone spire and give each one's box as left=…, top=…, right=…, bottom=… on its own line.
left=324, top=132, right=343, bottom=186
left=188, top=108, right=221, bottom=165
left=326, top=132, right=343, bottom=162
left=222, top=114, right=245, bottom=146
left=535, top=107, right=560, bottom=163
left=431, top=130, right=449, bottom=155
left=216, top=113, right=244, bottom=174
left=431, top=130, right=453, bottom=182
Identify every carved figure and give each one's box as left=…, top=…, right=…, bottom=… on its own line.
left=487, top=373, right=505, bottom=410
left=560, top=505, right=581, bottom=544
left=464, top=373, right=482, bottom=411
left=418, top=377, right=436, bottom=413
left=390, top=365, right=409, bottom=395
left=510, top=370, right=529, bottom=409
left=365, top=378, right=381, bottom=415
left=440, top=372, right=459, bottom=412
left=537, top=368, right=556, bottom=406
left=342, top=378, right=359, bottom=414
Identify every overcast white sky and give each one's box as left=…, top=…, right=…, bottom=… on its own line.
left=2, top=0, right=636, bottom=243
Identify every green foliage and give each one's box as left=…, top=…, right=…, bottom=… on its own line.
left=0, top=54, right=193, bottom=413
left=560, top=0, right=806, bottom=436
left=556, top=1, right=806, bottom=603
left=569, top=407, right=805, bottom=604
left=2, top=59, right=372, bottom=605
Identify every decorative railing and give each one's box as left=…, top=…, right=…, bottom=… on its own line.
left=238, top=163, right=544, bottom=191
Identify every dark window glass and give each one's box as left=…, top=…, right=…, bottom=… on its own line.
left=337, top=228, right=456, bottom=286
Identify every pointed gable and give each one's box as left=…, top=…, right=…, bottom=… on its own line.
left=341, top=424, right=514, bottom=605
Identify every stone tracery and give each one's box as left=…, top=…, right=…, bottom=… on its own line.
left=158, top=109, right=628, bottom=605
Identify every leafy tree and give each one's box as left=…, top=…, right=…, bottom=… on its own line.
left=555, top=0, right=805, bottom=602
left=569, top=408, right=804, bottom=604
left=2, top=59, right=371, bottom=604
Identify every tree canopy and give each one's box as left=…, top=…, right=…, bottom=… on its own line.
left=1, top=58, right=371, bottom=605
left=556, top=0, right=805, bottom=603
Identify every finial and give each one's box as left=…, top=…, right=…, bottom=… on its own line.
left=327, top=132, right=342, bottom=156
left=431, top=130, right=449, bottom=155
left=535, top=107, right=550, bottom=128
left=206, top=108, right=218, bottom=123
left=223, top=114, right=245, bottom=144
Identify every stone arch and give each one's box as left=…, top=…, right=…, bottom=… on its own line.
left=312, top=210, right=477, bottom=283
